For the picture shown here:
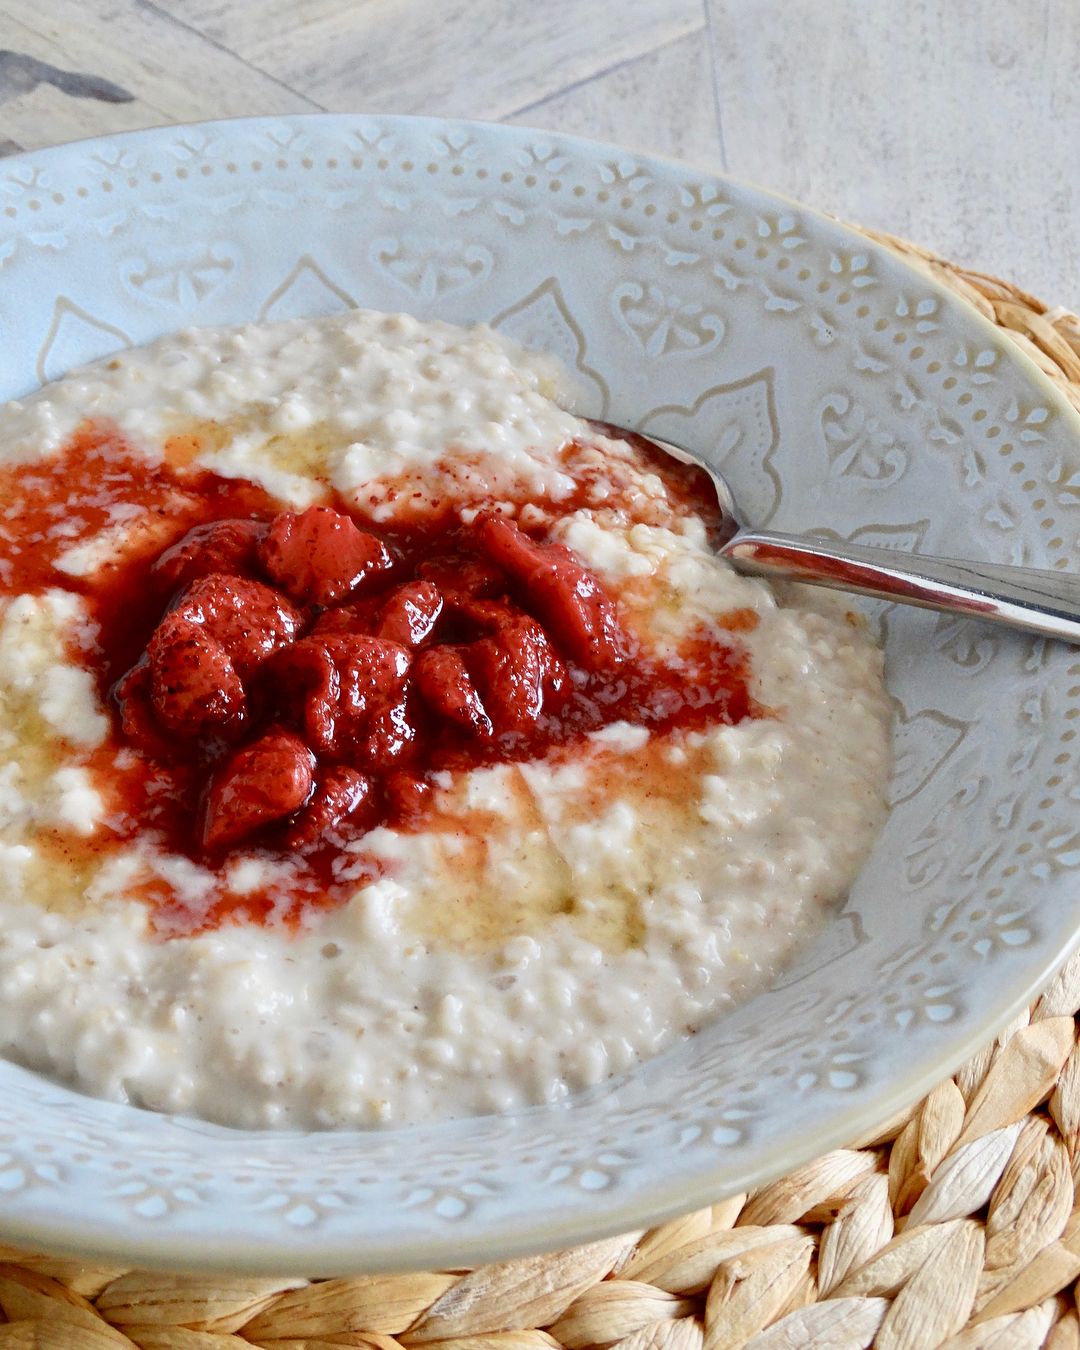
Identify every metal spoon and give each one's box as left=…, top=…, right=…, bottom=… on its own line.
left=603, top=423, right=1080, bottom=645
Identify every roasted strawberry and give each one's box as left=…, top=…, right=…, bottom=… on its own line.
left=469, top=614, right=567, bottom=734
left=473, top=513, right=628, bottom=670
left=326, top=635, right=412, bottom=759
left=258, top=505, right=393, bottom=606
left=454, top=596, right=524, bottom=634
left=360, top=685, right=422, bottom=768
left=152, top=518, right=266, bottom=592
left=267, top=639, right=340, bottom=751
left=414, top=646, right=493, bottom=737
left=375, top=580, right=443, bottom=646
left=171, top=572, right=302, bottom=676
left=146, top=614, right=247, bottom=737
left=201, top=728, right=315, bottom=850
left=417, top=554, right=505, bottom=606
left=285, top=766, right=376, bottom=850
left=111, top=659, right=172, bottom=755
left=270, top=635, right=411, bottom=760
left=384, top=771, right=432, bottom=825
left=314, top=580, right=443, bottom=646
left=310, top=600, right=380, bottom=638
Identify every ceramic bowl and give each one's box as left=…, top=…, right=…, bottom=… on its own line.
left=1, top=114, right=1079, bottom=1273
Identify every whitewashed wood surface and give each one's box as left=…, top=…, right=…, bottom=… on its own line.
left=0, top=0, right=1077, bottom=310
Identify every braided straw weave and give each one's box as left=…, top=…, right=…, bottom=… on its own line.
left=2, top=236, right=1080, bottom=1350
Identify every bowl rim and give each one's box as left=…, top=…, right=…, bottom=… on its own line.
left=1, top=111, right=1079, bottom=1274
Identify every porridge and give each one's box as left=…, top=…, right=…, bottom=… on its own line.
left=0, top=309, right=891, bottom=1129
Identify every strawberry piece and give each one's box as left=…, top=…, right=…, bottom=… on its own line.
left=146, top=613, right=246, bottom=737
left=473, top=513, right=628, bottom=671
left=326, top=635, right=412, bottom=760
left=470, top=614, right=567, bottom=734
left=414, top=646, right=493, bottom=737
left=310, top=599, right=380, bottom=638
left=285, top=765, right=376, bottom=850
left=417, top=554, right=505, bottom=606
left=258, top=506, right=393, bottom=606
left=112, top=659, right=172, bottom=755
left=152, top=519, right=266, bottom=592
left=360, top=685, right=422, bottom=769
left=313, top=580, right=443, bottom=646
left=455, top=597, right=525, bottom=634
left=270, top=635, right=412, bottom=760
left=266, top=639, right=340, bottom=751
left=385, top=771, right=432, bottom=825
left=172, top=572, right=302, bottom=676
left=375, top=580, right=443, bottom=646
left=201, top=728, right=315, bottom=849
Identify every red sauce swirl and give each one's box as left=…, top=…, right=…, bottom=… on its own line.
left=2, top=421, right=757, bottom=932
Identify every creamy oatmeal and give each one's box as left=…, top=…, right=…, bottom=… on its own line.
left=0, top=309, right=891, bottom=1129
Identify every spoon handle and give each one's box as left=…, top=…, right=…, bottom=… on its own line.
left=722, top=531, right=1080, bottom=644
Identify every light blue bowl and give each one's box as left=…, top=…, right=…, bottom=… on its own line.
left=0, top=114, right=1078, bottom=1273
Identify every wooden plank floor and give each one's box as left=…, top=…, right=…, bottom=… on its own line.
left=0, top=0, right=1077, bottom=309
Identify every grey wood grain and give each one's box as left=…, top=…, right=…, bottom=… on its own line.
left=0, top=0, right=319, bottom=153
left=162, top=0, right=702, bottom=120
left=507, top=27, right=724, bottom=173
left=707, top=0, right=1080, bottom=310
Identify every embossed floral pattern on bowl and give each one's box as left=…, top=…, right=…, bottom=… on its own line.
left=0, top=115, right=1079, bottom=1273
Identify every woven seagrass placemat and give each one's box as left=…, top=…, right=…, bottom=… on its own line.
left=3, top=233, right=1080, bottom=1350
